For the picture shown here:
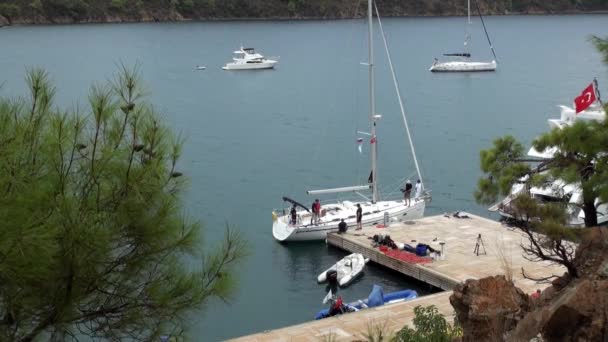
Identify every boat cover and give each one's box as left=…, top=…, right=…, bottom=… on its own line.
left=443, top=53, right=471, bottom=57
left=367, top=284, right=384, bottom=307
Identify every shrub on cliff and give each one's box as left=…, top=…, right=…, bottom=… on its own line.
left=394, top=305, right=461, bottom=342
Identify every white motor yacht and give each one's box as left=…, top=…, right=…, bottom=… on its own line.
left=489, top=104, right=607, bottom=226
left=222, top=47, right=277, bottom=70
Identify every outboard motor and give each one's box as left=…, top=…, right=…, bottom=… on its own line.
left=326, top=269, right=338, bottom=288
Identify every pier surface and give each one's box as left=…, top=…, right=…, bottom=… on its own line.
left=232, top=213, right=565, bottom=341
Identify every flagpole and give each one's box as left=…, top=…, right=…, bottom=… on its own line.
left=594, top=78, right=603, bottom=107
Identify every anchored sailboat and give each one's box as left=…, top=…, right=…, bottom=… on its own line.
left=430, top=0, right=497, bottom=72
left=272, top=0, right=430, bottom=242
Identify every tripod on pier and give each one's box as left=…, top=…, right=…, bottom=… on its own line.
left=473, top=234, right=486, bottom=256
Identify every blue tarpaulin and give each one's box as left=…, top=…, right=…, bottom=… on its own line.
left=366, top=284, right=384, bottom=307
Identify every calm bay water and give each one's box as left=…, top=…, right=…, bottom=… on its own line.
left=1, top=15, right=607, bottom=341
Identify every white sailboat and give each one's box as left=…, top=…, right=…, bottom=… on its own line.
left=272, top=0, right=430, bottom=242
left=429, top=0, right=497, bottom=72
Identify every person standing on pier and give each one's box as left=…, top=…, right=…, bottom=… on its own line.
left=356, top=204, right=363, bottom=230
left=415, top=179, right=422, bottom=199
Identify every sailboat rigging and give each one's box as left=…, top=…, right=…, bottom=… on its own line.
left=430, top=0, right=497, bottom=72
left=271, top=0, right=430, bottom=242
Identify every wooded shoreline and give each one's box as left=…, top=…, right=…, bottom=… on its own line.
left=1, top=0, right=607, bottom=27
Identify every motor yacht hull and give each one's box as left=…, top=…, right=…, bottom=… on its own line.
left=490, top=181, right=608, bottom=227
left=222, top=60, right=277, bottom=70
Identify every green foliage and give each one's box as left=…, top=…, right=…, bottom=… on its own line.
left=109, top=0, right=126, bottom=11
left=360, top=320, right=393, bottom=341
left=535, top=118, right=608, bottom=227
left=29, top=0, right=42, bottom=12
left=475, top=112, right=608, bottom=227
left=474, top=36, right=608, bottom=279
left=590, top=35, right=608, bottom=73
left=287, top=0, right=297, bottom=14
left=394, top=305, right=461, bottom=342
left=177, top=0, right=195, bottom=13
left=1, top=0, right=608, bottom=23
left=0, top=3, right=21, bottom=18
left=0, top=67, right=246, bottom=341
left=475, top=135, right=531, bottom=205
left=43, top=0, right=91, bottom=19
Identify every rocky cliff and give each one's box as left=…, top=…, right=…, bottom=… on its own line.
left=451, top=228, right=608, bottom=342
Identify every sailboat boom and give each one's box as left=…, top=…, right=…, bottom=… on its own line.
left=307, top=185, right=371, bottom=195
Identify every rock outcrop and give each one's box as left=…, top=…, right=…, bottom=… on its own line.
left=452, top=228, right=608, bottom=342
left=450, top=275, right=531, bottom=341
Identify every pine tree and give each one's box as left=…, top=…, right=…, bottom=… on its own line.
left=474, top=36, right=608, bottom=279
left=0, top=66, right=246, bottom=341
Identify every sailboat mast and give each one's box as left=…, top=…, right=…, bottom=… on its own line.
left=368, top=0, right=378, bottom=204
left=465, top=0, right=471, bottom=54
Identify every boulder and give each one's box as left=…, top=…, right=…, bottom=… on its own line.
left=509, top=278, right=608, bottom=342
left=450, top=275, right=531, bottom=341
left=499, top=228, right=608, bottom=341
left=0, top=15, right=9, bottom=26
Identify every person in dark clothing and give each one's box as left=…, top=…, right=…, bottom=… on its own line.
left=290, top=206, right=297, bottom=225
left=356, top=204, right=363, bottom=230
left=401, top=180, right=413, bottom=207
left=312, top=199, right=321, bottom=225
left=338, top=219, right=347, bottom=234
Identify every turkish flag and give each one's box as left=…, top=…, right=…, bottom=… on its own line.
left=574, top=83, right=596, bottom=114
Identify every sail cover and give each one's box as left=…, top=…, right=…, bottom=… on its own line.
left=282, top=196, right=310, bottom=212
left=443, top=53, right=471, bottom=57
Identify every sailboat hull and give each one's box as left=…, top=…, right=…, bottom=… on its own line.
left=273, top=199, right=425, bottom=242
left=430, top=60, right=496, bottom=72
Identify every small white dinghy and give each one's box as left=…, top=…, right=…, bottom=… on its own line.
left=194, top=65, right=206, bottom=70
left=317, top=253, right=369, bottom=287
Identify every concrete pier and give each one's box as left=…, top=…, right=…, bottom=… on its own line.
left=232, top=213, right=565, bottom=341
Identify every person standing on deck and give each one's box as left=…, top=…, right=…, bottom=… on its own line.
left=415, top=179, right=422, bottom=200
left=356, top=204, right=363, bottom=230
left=312, top=199, right=321, bottom=224
left=290, top=206, right=297, bottom=225
left=401, top=180, right=413, bottom=206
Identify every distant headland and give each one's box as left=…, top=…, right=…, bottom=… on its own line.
left=1, top=0, right=607, bottom=26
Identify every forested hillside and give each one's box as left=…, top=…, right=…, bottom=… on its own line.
left=1, top=0, right=607, bottom=25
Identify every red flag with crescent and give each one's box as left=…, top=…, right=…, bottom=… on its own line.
left=574, top=83, right=596, bottom=114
